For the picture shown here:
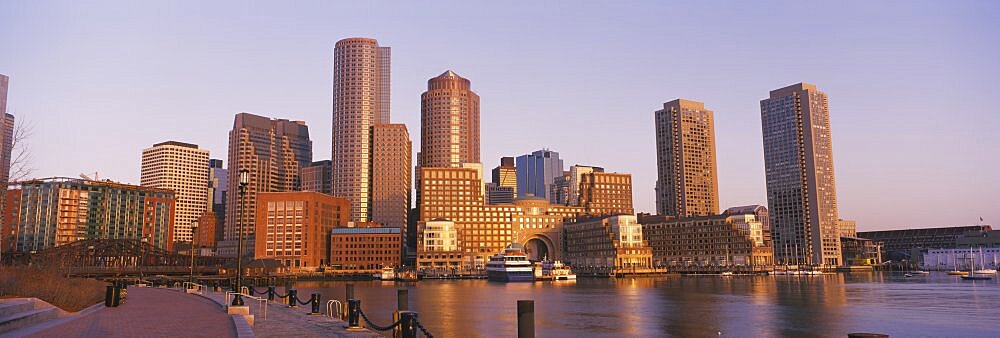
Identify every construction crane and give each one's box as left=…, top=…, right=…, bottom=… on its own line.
left=80, top=172, right=99, bottom=181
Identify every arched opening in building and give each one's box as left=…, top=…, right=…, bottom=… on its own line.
left=524, top=238, right=551, bottom=262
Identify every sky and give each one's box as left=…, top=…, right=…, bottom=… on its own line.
left=0, top=1, right=997, bottom=231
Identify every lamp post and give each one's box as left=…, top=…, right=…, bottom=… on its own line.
left=233, top=168, right=249, bottom=306
left=140, top=237, right=148, bottom=279
left=189, top=221, right=199, bottom=284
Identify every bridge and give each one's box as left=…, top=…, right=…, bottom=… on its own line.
left=23, top=239, right=234, bottom=277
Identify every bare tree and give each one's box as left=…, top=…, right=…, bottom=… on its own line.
left=8, top=117, right=34, bottom=182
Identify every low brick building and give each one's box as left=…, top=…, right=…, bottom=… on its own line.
left=254, top=192, right=349, bottom=270
left=564, top=215, right=654, bottom=275
left=329, top=227, right=402, bottom=272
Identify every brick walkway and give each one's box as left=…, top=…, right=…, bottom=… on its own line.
left=28, top=287, right=236, bottom=338
left=201, top=290, right=381, bottom=338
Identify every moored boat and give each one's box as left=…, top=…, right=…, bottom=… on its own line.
left=486, top=244, right=535, bottom=282
left=380, top=266, right=396, bottom=281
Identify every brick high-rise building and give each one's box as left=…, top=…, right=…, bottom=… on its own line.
left=654, top=99, right=720, bottom=217
left=332, top=37, right=391, bottom=222
left=330, top=227, right=402, bottom=272
left=579, top=171, right=634, bottom=217
left=0, top=75, right=14, bottom=252
left=254, top=192, right=349, bottom=269
left=141, top=141, right=210, bottom=243
left=761, top=83, right=841, bottom=266
left=301, top=160, right=332, bottom=195
left=370, top=124, right=412, bottom=233
left=223, top=113, right=312, bottom=257
left=419, top=70, right=480, bottom=169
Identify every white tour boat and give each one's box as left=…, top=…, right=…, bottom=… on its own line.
left=486, top=244, right=535, bottom=282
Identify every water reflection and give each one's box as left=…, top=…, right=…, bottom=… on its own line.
left=291, top=272, right=1000, bottom=337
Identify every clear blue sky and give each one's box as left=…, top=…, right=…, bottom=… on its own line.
left=1, top=1, right=997, bottom=231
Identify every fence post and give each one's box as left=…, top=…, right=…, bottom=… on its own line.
left=396, top=311, right=417, bottom=338
left=267, top=286, right=275, bottom=301
left=345, top=299, right=363, bottom=330
left=288, top=289, right=298, bottom=307
left=517, top=300, right=534, bottom=338
left=310, top=293, right=321, bottom=315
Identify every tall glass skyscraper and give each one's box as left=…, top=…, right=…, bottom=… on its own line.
left=515, top=149, right=564, bottom=202
left=760, top=83, right=841, bottom=266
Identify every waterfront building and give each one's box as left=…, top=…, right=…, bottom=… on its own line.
left=329, top=227, right=402, bottom=272
left=516, top=149, right=564, bottom=202
left=221, top=113, right=312, bottom=257
left=485, top=183, right=515, bottom=205
left=415, top=219, right=462, bottom=271
left=141, top=141, right=210, bottom=243
left=640, top=213, right=773, bottom=269
left=549, top=172, right=571, bottom=206
left=2, top=189, right=20, bottom=253
left=253, top=192, right=349, bottom=269
left=416, top=167, right=586, bottom=270
left=0, top=74, right=14, bottom=250
left=301, top=160, right=332, bottom=195
left=724, top=205, right=771, bottom=246
left=208, top=159, right=227, bottom=244
left=12, top=178, right=175, bottom=252
left=654, top=99, right=720, bottom=217
left=857, top=225, right=992, bottom=262
left=419, top=70, right=480, bottom=169
left=563, top=215, right=654, bottom=274
left=579, top=171, right=634, bottom=217
left=840, top=236, right=882, bottom=266
left=838, top=219, right=857, bottom=238
left=195, top=211, right=218, bottom=250
left=923, top=246, right=1000, bottom=271
left=761, top=83, right=842, bottom=266
left=370, top=123, right=412, bottom=233
left=331, top=37, right=390, bottom=222
left=491, top=156, right=517, bottom=197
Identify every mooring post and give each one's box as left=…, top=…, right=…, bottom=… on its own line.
left=517, top=300, right=534, bottom=338
left=310, top=293, right=321, bottom=314
left=267, top=286, right=275, bottom=301
left=396, top=311, right=418, bottom=338
left=345, top=299, right=363, bottom=330
left=397, top=289, right=409, bottom=311
left=288, top=289, right=298, bottom=307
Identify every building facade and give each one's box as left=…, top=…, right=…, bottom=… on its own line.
left=485, top=183, right=515, bottom=205
left=331, top=37, right=390, bottom=222
left=761, top=83, right=841, bottom=266
left=416, top=219, right=463, bottom=271
left=13, top=178, right=175, bottom=252
left=654, top=99, right=720, bottom=217
left=223, top=113, right=312, bottom=257
left=141, top=141, right=209, bottom=243
left=579, top=172, right=634, bottom=217
left=640, top=214, right=773, bottom=269
left=0, top=74, right=14, bottom=245
left=564, top=215, right=654, bottom=274
left=858, top=225, right=992, bottom=263
left=491, top=156, right=517, bottom=197
left=330, top=227, right=403, bottom=272
left=419, top=70, right=480, bottom=169
left=2, top=189, right=20, bottom=253
left=301, top=160, right=332, bottom=195
left=254, top=192, right=349, bottom=269
left=208, top=159, right=227, bottom=242
left=841, top=236, right=882, bottom=266
left=724, top=205, right=771, bottom=247
left=838, top=219, right=857, bottom=238
left=515, top=149, right=564, bottom=201
left=370, top=124, right=412, bottom=232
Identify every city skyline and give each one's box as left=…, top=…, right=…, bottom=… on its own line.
left=1, top=2, right=998, bottom=230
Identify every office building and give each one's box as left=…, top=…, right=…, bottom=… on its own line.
left=222, top=113, right=312, bottom=257
left=0, top=75, right=14, bottom=240
left=640, top=213, right=773, bottom=269
left=141, top=141, right=210, bottom=243
left=491, top=157, right=517, bottom=196
left=564, top=215, right=654, bottom=274
left=330, top=227, right=402, bottom=272
left=655, top=99, right=720, bottom=217
left=208, top=159, right=227, bottom=246
left=841, top=236, right=882, bottom=266
left=516, top=149, right=564, bottom=201
left=724, top=205, right=771, bottom=246
left=485, top=183, right=515, bottom=205
left=2, top=189, right=20, bottom=253
left=761, top=83, right=841, bottom=266
left=13, top=178, right=175, bottom=252
left=331, top=37, right=390, bottom=222
left=579, top=171, right=634, bottom=217
left=838, top=219, right=857, bottom=238
left=301, top=160, right=332, bottom=195
left=415, top=219, right=462, bottom=271
left=370, top=124, right=412, bottom=232
left=419, top=70, right=480, bottom=169
left=254, top=192, right=349, bottom=269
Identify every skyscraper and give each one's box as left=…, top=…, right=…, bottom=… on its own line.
left=223, top=113, right=312, bottom=257
left=654, top=99, right=720, bottom=217
left=0, top=75, right=14, bottom=246
left=331, top=37, right=390, bottom=221
left=491, top=156, right=516, bottom=195
left=208, top=159, right=227, bottom=246
left=760, top=83, right=841, bottom=266
left=579, top=171, right=634, bottom=217
left=301, top=160, right=333, bottom=195
left=419, top=70, right=480, bottom=168
left=515, top=149, right=564, bottom=201
left=141, top=141, right=210, bottom=243
left=370, top=123, right=412, bottom=232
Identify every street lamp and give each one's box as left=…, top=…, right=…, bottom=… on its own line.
left=140, top=237, right=148, bottom=279
left=190, top=221, right=199, bottom=284
left=233, top=168, right=249, bottom=306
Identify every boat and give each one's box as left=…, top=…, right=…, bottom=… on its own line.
left=947, top=253, right=967, bottom=275
left=380, top=266, right=396, bottom=281
left=961, top=246, right=994, bottom=281
left=904, top=273, right=913, bottom=278
left=972, top=247, right=997, bottom=274
left=486, top=244, right=535, bottom=282
left=397, top=270, right=420, bottom=282
left=535, top=260, right=577, bottom=281
left=911, top=270, right=930, bottom=275
left=720, top=271, right=734, bottom=277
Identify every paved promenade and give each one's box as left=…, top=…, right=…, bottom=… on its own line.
left=28, top=287, right=236, bottom=338
left=199, top=290, right=381, bottom=337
